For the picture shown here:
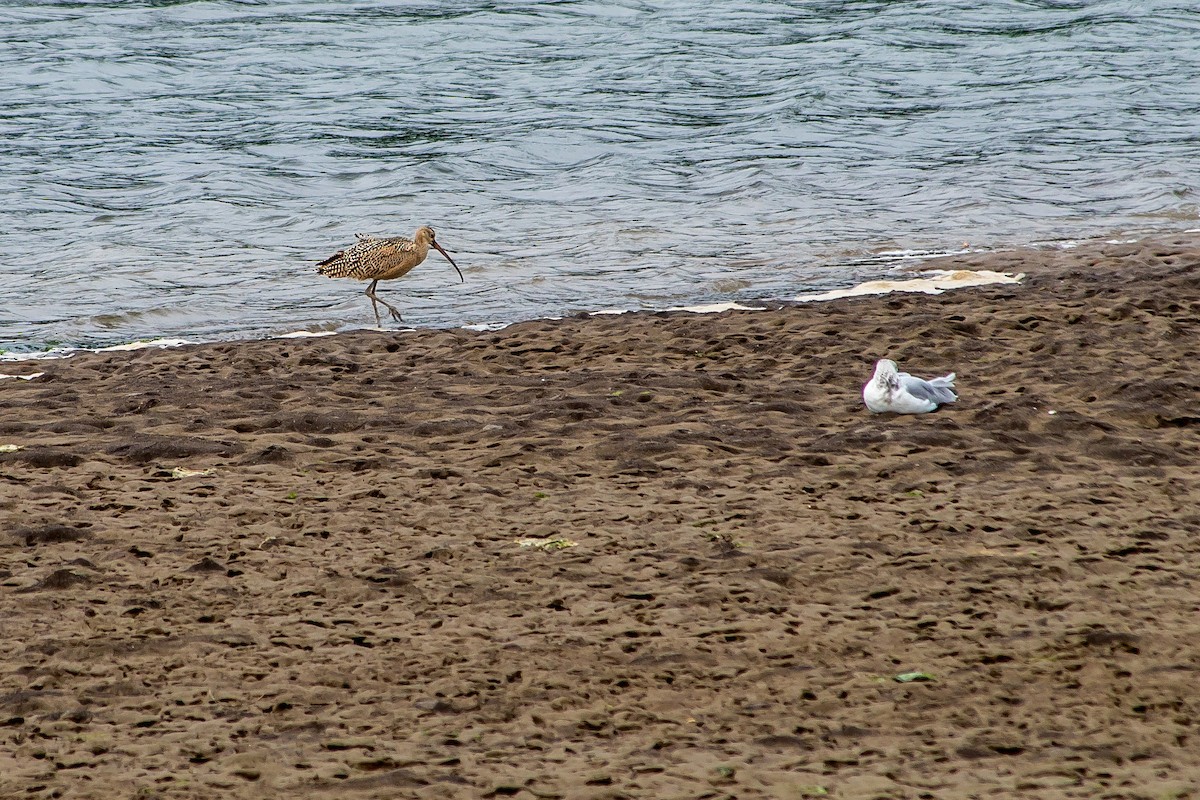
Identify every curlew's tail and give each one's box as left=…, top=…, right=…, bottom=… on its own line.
left=316, top=250, right=346, bottom=275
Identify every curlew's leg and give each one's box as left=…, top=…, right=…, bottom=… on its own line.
left=364, top=280, right=404, bottom=325
left=364, top=280, right=383, bottom=326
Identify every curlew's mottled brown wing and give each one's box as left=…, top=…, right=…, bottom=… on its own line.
left=316, top=236, right=418, bottom=281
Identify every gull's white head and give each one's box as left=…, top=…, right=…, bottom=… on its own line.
left=873, top=359, right=899, bottom=388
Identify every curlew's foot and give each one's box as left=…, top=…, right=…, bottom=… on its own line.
left=366, top=290, right=404, bottom=325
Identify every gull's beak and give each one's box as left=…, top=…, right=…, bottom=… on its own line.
left=432, top=241, right=464, bottom=283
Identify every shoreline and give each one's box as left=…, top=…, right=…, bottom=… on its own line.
left=2, top=229, right=1183, bottom=364
left=2, top=231, right=1199, bottom=797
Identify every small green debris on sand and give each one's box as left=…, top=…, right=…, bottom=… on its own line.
left=894, top=671, right=937, bottom=683
left=515, top=536, right=577, bottom=551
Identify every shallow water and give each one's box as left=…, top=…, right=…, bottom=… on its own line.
left=2, top=0, right=1198, bottom=353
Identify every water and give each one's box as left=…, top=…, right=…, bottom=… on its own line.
left=2, top=0, right=1198, bottom=354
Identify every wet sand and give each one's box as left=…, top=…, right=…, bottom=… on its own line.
left=2, top=232, right=1199, bottom=799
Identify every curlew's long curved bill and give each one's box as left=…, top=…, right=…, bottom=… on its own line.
left=431, top=241, right=464, bottom=283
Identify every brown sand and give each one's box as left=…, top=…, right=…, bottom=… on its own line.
left=1, top=232, right=1199, bottom=799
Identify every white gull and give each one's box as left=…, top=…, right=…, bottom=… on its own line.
left=863, top=359, right=957, bottom=414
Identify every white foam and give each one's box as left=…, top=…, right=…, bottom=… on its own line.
left=590, top=301, right=768, bottom=317
left=854, top=246, right=974, bottom=263
left=666, top=301, right=768, bottom=313
left=1, top=331, right=334, bottom=362
left=462, top=321, right=514, bottom=332
left=0, top=337, right=198, bottom=362
left=794, top=270, right=1024, bottom=302
left=95, top=337, right=197, bottom=352
left=275, top=330, right=339, bottom=339
left=0, top=372, right=43, bottom=381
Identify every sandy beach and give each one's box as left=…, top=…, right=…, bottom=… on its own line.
left=2, top=231, right=1199, bottom=799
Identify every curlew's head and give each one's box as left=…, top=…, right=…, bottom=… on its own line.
left=415, top=226, right=464, bottom=284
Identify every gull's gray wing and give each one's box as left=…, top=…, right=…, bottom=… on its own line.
left=899, top=373, right=957, bottom=404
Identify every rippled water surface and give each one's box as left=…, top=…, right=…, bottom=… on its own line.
left=2, top=0, right=1198, bottom=352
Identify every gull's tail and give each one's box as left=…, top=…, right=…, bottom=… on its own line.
left=927, top=373, right=958, bottom=404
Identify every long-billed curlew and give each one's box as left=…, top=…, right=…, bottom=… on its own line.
left=316, top=226, right=464, bottom=326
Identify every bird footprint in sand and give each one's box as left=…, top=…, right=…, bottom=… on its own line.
left=863, top=358, right=957, bottom=414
